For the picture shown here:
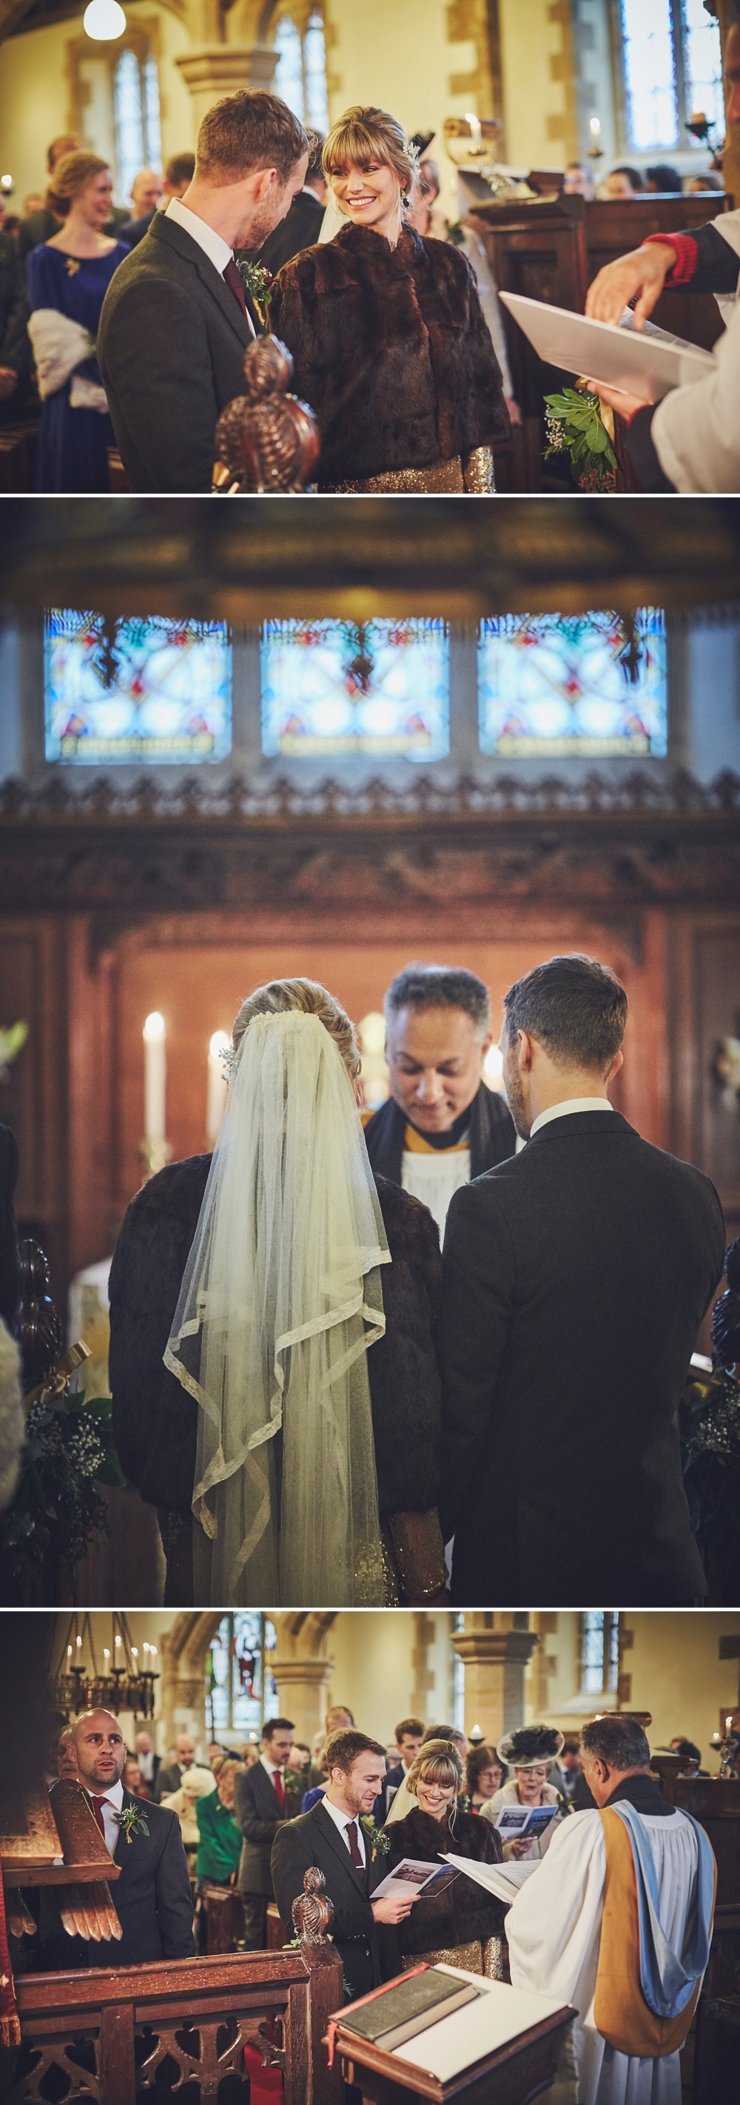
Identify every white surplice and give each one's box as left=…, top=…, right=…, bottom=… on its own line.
left=505, top=1807, right=703, bottom=2105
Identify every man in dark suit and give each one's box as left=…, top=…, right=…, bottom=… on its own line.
left=98, top=89, right=308, bottom=492
left=256, top=132, right=327, bottom=273
left=373, top=1716, right=425, bottom=1823
left=440, top=953, right=725, bottom=1607
left=235, top=1716, right=301, bottom=1947
left=362, top=964, right=516, bottom=1244
left=271, top=1729, right=416, bottom=1999
left=155, top=1730, right=197, bottom=1801
left=41, top=1709, right=195, bottom=1967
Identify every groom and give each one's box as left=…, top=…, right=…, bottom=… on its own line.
left=440, top=953, right=725, bottom=1606
left=98, top=90, right=308, bottom=493
left=271, top=1729, right=416, bottom=1996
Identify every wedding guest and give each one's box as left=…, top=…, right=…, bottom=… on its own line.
left=26, top=152, right=128, bottom=492
left=409, top=156, right=521, bottom=427
left=98, top=92, right=309, bottom=493
left=583, top=20, right=740, bottom=491
left=562, top=161, right=594, bottom=199
left=0, top=231, right=30, bottom=418
left=109, top=978, right=446, bottom=1607
left=644, top=164, right=683, bottom=192
left=374, top=1715, right=425, bottom=1821
left=18, top=135, right=81, bottom=258
left=235, top=1718, right=300, bottom=1947
left=196, top=1757, right=244, bottom=1885
left=440, top=953, right=725, bottom=1606
left=119, top=155, right=195, bottom=248
left=603, top=166, right=644, bottom=198
left=269, top=105, right=510, bottom=490
left=385, top=1739, right=505, bottom=1975
left=480, top=1726, right=564, bottom=1861
left=257, top=132, right=327, bottom=272
left=156, top=1732, right=197, bottom=1800
left=464, top=1745, right=504, bottom=1812
left=363, top=964, right=515, bottom=1241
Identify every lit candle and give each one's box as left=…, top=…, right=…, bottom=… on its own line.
left=589, top=116, right=601, bottom=141
left=690, top=110, right=707, bottom=128
left=67, top=1644, right=73, bottom=1658
left=76, top=1635, right=82, bottom=1649
left=103, top=1648, right=110, bottom=1662
left=726, top=1716, right=733, bottom=1732
left=207, top=1030, right=230, bottom=1144
left=131, top=1648, right=138, bottom=1661
left=143, top=1012, right=166, bottom=1143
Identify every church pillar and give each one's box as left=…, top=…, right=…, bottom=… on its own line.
left=175, top=47, right=279, bottom=133
left=269, top=1657, right=332, bottom=1744
left=452, top=1617, right=539, bottom=1744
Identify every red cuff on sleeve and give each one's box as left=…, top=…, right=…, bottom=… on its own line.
left=642, top=232, right=699, bottom=286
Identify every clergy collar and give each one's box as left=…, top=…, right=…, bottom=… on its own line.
left=605, top=1773, right=676, bottom=1818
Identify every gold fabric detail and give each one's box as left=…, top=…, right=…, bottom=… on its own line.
left=462, top=446, right=496, bottom=493
left=359, top=1532, right=399, bottom=1606
left=330, top=457, right=465, bottom=494
left=386, top=1509, right=446, bottom=1600
left=404, top=1940, right=489, bottom=1975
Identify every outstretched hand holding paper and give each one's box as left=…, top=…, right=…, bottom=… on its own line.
left=499, top=291, right=715, bottom=407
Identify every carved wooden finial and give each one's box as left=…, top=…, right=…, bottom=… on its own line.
left=214, top=336, right=320, bottom=492
left=291, top=1866, right=335, bottom=1944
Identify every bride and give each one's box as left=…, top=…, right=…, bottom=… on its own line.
left=110, top=977, right=446, bottom=1608
left=269, top=106, right=510, bottom=492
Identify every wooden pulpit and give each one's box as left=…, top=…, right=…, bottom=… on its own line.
left=329, top=1971, right=575, bottom=2105
left=472, top=191, right=730, bottom=491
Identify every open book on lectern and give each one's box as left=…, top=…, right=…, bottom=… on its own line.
left=499, top=291, right=715, bottom=402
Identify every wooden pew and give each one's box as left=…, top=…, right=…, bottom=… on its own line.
left=10, top=1945, right=344, bottom=2105
left=475, top=192, right=730, bottom=491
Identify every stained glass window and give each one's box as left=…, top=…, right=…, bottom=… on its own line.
left=207, top=1613, right=278, bottom=1737
left=478, top=608, right=667, bottom=758
left=618, top=1, right=722, bottom=154
left=579, top=1612, right=620, bottom=1695
left=261, top=620, right=449, bottom=760
left=44, top=610, right=232, bottom=764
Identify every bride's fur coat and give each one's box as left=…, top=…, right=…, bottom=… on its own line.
left=269, top=222, right=511, bottom=486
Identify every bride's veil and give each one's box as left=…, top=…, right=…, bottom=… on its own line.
left=164, top=1010, right=390, bottom=1605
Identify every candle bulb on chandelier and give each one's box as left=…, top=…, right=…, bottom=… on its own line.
left=143, top=1012, right=166, bottom=1144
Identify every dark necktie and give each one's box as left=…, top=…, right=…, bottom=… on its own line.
left=90, top=1794, right=107, bottom=1839
left=345, top=1818, right=363, bottom=1869
left=273, top=1768, right=285, bottom=1812
left=223, top=258, right=248, bottom=317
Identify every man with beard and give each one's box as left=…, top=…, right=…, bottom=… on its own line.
left=37, top=1709, right=195, bottom=1968
left=98, top=91, right=308, bottom=492
left=271, top=1729, right=416, bottom=1997
left=439, top=953, right=724, bottom=1606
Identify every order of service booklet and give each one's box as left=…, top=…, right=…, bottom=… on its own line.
left=336, top=1964, right=485, bottom=2050
left=371, top=1856, right=459, bottom=1900
left=494, top=1803, right=560, bottom=1839
left=499, top=290, right=715, bottom=402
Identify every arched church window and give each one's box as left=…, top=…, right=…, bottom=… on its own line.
left=44, top=610, right=232, bottom=764
left=616, top=0, right=723, bottom=155
left=114, top=43, right=162, bottom=204
left=207, top=1613, right=278, bottom=1737
left=452, top=1612, right=466, bottom=1731
left=579, top=1611, right=620, bottom=1696
left=260, top=619, right=450, bottom=760
left=273, top=8, right=330, bottom=133
left=477, top=609, right=668, bottom=757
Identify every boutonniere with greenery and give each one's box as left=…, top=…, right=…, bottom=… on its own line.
left=115, top=1805, right=150, bottom=1846
left=282, top=1768, right=300, bottom=1794
left=544, top=384, right=618, bottom=492
left=236, top=261, right=274, bottom=327
left=360, top=1818, right=391, bottom=1862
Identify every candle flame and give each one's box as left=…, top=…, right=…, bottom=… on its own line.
left=143, top=1011, right=165, bottom=1042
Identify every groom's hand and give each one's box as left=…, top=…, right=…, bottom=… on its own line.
left=372, top=1893, right=418, bottom=1924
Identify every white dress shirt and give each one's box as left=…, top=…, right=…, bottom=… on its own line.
left=165, top=197, right=256, bottom=336
left=320, top=1792, right=367, bottom=1865
left=530, top=1097, right=614, bottom=1139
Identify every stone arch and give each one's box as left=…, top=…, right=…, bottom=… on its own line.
left=159, top=1610, right=339, bottom=1750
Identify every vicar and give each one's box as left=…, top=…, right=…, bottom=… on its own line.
left=583, top=19, right=740, bottom=492
left=98, top=90, right=308, bottom=494
left=363, top=964, right=515, bottom=1240
left=440, top=953, right=725, bottom=1605
left=505, top=1715, right=716, bottom=2105
left=235, top=1716, right=301, bottom=1948
left=271, top=1728, right=416, bottom=1997
left=39, top=1709, right=195, bottom=1968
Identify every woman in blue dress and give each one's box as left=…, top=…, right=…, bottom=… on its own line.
left=26, top=151, right=128, bottom=492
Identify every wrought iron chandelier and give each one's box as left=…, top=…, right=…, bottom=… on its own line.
left=53, top=1613, right=159, bottom=1720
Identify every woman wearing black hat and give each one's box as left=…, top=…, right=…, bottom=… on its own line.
left=480, top=1725, right=565, bottom=1862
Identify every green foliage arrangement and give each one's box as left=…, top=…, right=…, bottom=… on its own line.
left=544, top=386, right=618, bottom=491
